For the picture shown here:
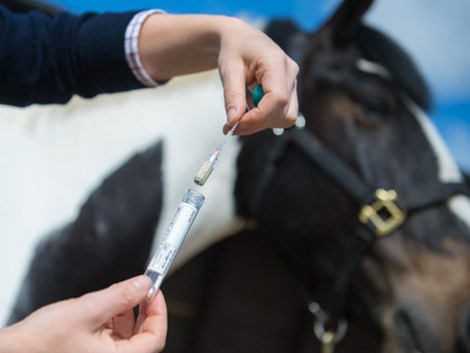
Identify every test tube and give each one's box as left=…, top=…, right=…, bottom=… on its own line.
left=144, top=188, right=205, bottom=300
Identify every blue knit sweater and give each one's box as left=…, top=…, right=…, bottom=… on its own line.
left=0, top=5, right=145, bottom=106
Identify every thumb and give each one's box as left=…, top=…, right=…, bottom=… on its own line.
left=81, top=275, right=152, bottom=327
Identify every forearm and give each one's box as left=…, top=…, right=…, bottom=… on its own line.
left=0, top=5, right=142, bottom=106
left=138, top=14, right=241, bottom=81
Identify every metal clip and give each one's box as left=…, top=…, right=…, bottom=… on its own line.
left=320, top=332, right=336, bottom=353
left=310, top=301, right=348, bottom=353
left=359, top=188, right=406, bottom=237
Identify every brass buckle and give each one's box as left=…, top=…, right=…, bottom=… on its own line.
left=359, top=189, right=406, bottom=237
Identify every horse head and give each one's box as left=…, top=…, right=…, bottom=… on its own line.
left=236, top=0, right=470, bottom=352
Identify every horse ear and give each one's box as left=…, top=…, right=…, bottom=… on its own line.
left=318, top=0, right=374, bottom=45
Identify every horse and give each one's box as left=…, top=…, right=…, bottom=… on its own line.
left=1, top=0, right=469, bottom=352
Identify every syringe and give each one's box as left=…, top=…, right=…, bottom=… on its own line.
left=144, top=85, right=264, bottom=300
left=193, top=121, right=239, bottom=186
left=193, top=84, right=265, bottom=186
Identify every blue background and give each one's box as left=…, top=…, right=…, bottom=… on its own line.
left=46, top=0, right=470, bottom=170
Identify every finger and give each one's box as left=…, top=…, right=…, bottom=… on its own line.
left=112, top=308, right=136, bottom=340
left=247, top=67, right=298, bottom=134
left=286, top=61, right=300, bottom=124
left=234, top=89, right=289, bottom=135
left=140, top=290, right=167, bottom=330
left=282, top=81, right=299, bottom=128
left=81, top=275, right=152, bottom=328
left=128, top=291, right=168, bottom=353
left=252, top=57, right=298, bottom=130
left=218, top=59, right=247, bottom=129
left=234, top=82, right=288, bottom=135
left=134, top=298, right=148, bottom=333
left=134, top=290, right=161, bottom=333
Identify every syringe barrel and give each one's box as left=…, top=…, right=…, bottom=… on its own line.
left=145, top=189, right=205, bottom=300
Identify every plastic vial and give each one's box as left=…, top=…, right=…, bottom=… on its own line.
left=144, top=189, right=205, bottom=300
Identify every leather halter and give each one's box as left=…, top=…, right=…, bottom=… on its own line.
left=254, top=24, right=470, bottom=336
left=253, top=29, right=470, bottom=326
left=249, top=122, right=470, bottom=324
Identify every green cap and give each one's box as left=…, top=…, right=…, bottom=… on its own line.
left=252, top=84, right=265, bottom=107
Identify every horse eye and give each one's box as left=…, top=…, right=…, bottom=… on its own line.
left=358, top=97, right=389, bottom=118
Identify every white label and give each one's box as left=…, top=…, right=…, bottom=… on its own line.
left=149, top=242, right=177, bottom=275
left=162, top=203, right=197, bottom=246
left=148, top=203, right=198, bottom=276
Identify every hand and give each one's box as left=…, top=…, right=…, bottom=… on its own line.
left=139, top=14, right=299, bottom=135
left=0, top=276, right=167, bottom=353
left=217, top=19, right=299, bottom=135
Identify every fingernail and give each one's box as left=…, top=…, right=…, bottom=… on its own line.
left=132, top=275, right=151, bottom=293
left=227, top=108, right=237, bottom=123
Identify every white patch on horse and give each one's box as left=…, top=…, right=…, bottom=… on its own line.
left=404, top=96, right=470, bottom=229
left=356, top=58, right=392, bottom=80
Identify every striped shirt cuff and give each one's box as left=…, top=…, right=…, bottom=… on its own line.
left=125, top=10, right=165, bottom=87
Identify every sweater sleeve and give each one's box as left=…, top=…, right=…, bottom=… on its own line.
left=0, top=5, right=147, bottom=106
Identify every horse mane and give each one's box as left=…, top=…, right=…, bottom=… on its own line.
left=357, top=24, right=433, bottom=112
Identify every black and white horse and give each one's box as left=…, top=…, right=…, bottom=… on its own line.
left=1, top=0, right=469, bottom=352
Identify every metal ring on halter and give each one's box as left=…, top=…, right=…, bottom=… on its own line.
left=308, top=301, right=348, bottom=343
left=313, top=316, right=348, bottom=343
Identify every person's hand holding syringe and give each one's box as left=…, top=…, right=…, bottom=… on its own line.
left=144, top=85, right=265, bottom=300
